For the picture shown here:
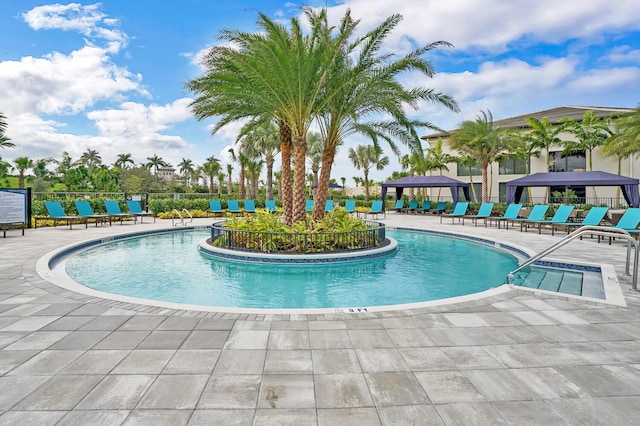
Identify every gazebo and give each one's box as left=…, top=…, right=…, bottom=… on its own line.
left=381, top=176, right=470, bottom=209
left=506, top=171, right=640, bottom=207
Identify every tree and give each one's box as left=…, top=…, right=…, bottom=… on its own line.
left=0, top=113, right=14, bottom=149
left=239, top=120, right=281, bottom=200
left=602, top=107, right=640, bottom=201
left=216, top=171, right=226, bottom=196
left=226, top=163, right=233, bottom=196
left=12, top=157, right=33, bottom=188
left=200, top=156, right=221, bottom=194
left=178, top=158, right=195, bottom=187
left=31, top=158, right=54, bottom=192
left=228, top=147, right=248, bottom=199
left=424, top=138, right=456, bottom=200
left=348, top=145, right=389, bottom=201
left=503, top=132, right=540, bottom=201
left=563, top=110, right=613, bottom=171
left=114, top=153, right=135, bottom=169
left=449, top=110, right=508, bottom=202
left=145, top=154, right=169, bottom=175
left=79, top=149, right=102, bottom=174
left=526, top=116, right=567, bottom=170
left=306, top=131, right=324, bottom=196
left=340, top=177, right=346, bottom=195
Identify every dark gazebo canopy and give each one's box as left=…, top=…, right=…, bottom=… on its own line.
left=381, top=176, right=470, bottom=207
left=506, top=171, right=640, bottom=207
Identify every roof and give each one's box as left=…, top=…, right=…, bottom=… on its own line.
left=423, top=105, right=634, bottom=139
left=506, top=171, right=639, bottom=187
left=382, top=175, right=470, bottom=188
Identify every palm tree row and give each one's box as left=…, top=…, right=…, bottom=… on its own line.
left=187, top=8, right=458, bottom=224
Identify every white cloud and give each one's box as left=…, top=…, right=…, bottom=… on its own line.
left=605, top=46, right=640, bottom=64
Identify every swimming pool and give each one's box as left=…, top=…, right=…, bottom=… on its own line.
left=56, top=229, right=518, bottom=309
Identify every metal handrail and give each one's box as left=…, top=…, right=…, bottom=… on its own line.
left=507, top=225, right=640, bottom=290
left=182, top=208, right=193, bottom=225
left=171, top=208, right=193, bottom=226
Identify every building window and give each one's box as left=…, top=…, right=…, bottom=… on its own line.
left=499, top=157, right=528, bottom=175
left=548, top=151, right=586, bottom=172
left=456, top=160, right=482, bottom=176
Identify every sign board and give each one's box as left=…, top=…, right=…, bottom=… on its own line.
left=0, top=189, right=27, bottom=224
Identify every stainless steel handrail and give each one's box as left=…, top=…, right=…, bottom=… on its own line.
left=171, top=209, right=183, bottom=226
left=507, top=225, right=639, bottom=290
left=181, top=208, right=193, bottom=225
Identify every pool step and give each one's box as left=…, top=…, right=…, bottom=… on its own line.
left=512, top=267, right=584, bottom=296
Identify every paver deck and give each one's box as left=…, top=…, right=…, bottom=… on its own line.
left=1, top=214, right=640, bottom=425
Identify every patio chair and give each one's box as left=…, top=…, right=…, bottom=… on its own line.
left=105, top=200, right=136, bottom=225
left=36, top=201, right=88, bottom=229
left=429, top=201, right=447, bottom=214
left=126, top=200, right=156, bottom=223
left=344, top=200, right=356, bottom=214
left=550, top=206, right=609, bottom=236
left=227, top=200, right=243, bottom=215
left=440, top=201, right=469, bottom=224
left=416, top=200, right=432, bottom=214
left=75, top=200, right=109, bottom=227
left=505, top=204, right=549, bottom=230
left=305, top=200, right=315, bottom=213
left=325, top=200, right=334, bottom=212
left=522, top=205, right=574, bottom=234
left=600, top=208, right=640, bottom=244
left=265, top=199, right=277, bottom=213
left=485, top=204, right=523, bottom=229
left=364, top=200, right=385, bottom=219
left=207, top=199, right=226, bottom=217
left=461, top=202, right=494, bottom=226
left=243, top=199, right=256, bottom=214
left=400, top=199, right=418, bottom=214
left=392, top=199, right=404, bottom=213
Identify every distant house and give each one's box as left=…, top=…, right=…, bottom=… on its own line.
left=422, top=106, right=634, bottom=204
left=156, top=166, right=176, bottom=182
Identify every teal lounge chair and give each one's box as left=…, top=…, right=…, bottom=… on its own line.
left=416, top=200, right=432, bottom=214
left=344, top=200, right=356, bottom=214
left=601, top=208, right=640, bottom=244
left=306, top=200, right=315, bottom=212
left=401, top=199, right=418, bottom=214
left=265, top=199, right=277, bottom=213
left=227, top=200, right=243, bottom=215
left=461, top=202, right=494, bottom=226
left=440, top=201, right=469, bottom=224
left=522, top=205, right=574, bottom=234
left=244, top=199, right=256, bottom=214
left=36, top=201, right=88, bottom=229
left=365, top=200, right=385, bottom=219
left=105, top=200, right=136, bottom=225
left=126, top=200, right=156, bottom=223
left=208, top=200, right=226, bottom=217
left=550, top=206, right=609, bottom=236
left=429, top=201, right=446, bottom=214
left=392, top=199, right=404, bottom=213
left=325, top=200, right=334, bottom=212
left=75, top=200, right=109, bottom=227
left=505, top=204, right=549, bottom=230
left=485, top=204, right=523, bottom=229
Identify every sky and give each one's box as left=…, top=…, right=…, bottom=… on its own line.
left=1, top=0, right=639, bottom=185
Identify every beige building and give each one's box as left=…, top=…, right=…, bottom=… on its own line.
left=422, top=106, right=635, bottom=206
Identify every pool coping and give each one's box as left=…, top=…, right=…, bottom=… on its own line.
left=35, top=225, right=627, bottom=314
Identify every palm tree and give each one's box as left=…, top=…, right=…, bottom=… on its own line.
left=216, top=171, right=226, bottom=196
left=0, top=113, right=14, bottom=149
left=145, top=154, right=168, bottom=175
left=239, top=120, right=281, bottom=200
left=424, top=138, right=456, bottom=200
left=178, top=158, right=195, bottom=187
left=457, top=154, right=480, bottom=202
left=349, top=145, right=389, bottom=201
left=306, top=131, right=324, bottom=196
left=228, top=147, right=248, bottom=199
left=54, top=151, right=74, bottom=190
left=310, top=11, right=458, bottom=219
left=526, top=117, right=567, bottom=170
left=449, top=110, right=508, bottom=202
left=226, top=164, right=233, bottom=196
left=200, top=156, right=221, bottom=194
left=563, top=110, right=613, bottom=171
left=340, top=177, right=346, bottom=195
left=504, top=132, right=540, bottom=201
left=12, top=157, right=33, bottom=188
left=79, top=149, right=102, bottom=174
left=245, top=158, right=263, bottom=199
left=602, top=108, right=640, bottom=201
left=114, top=153, right=134, bottom=169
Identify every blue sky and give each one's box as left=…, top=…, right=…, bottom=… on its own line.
left=1, top=0, right=639, bottom=185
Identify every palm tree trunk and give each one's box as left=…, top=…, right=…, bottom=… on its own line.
left=266, top=160, right=274, bottom=200
left=364, top=170, right=370, bottom=201
left=239, top=166, right=245, bottom=199
left=482, top=162, right=489, bottom=202
left=312, top=147, right=335, bottom=221
left=279, top=121, right=293, bottom=225
left=292, top=134, right=307, bottom=223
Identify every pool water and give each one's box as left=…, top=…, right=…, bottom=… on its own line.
left=63, top=229, right=518, bottom=309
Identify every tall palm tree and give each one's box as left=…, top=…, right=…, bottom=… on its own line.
left=145, top=154, right=168, bottom=175
left=226, top=163, right=233, bottom=196
left=216, top=171, right=226, bottom=196
left=306, top=131, right=324, bottom=195
left=12, top=157, right=33, bottom=189
left=79, top=149, right=102, bottom=174
left=114, top=153, right=134, bottom=169
left=504, top=132, right=540, bottom=201
left=348, top=145, right=389, bottom=201
left=228, top=148, right=248, bottom=199
left=563, top=110, right=613, bottom=171
left=200, top=156, right=221, bottom=194
left=526, top=116, right=567, bottom=170
left=239, top=120, right=281, bottom=200
left=178, top=158, right=195, bottom=187
left=449, top=110, right=508, bottom=202
left=424, top=138, right=456, bottom=200
left=311, top=11, right=458, bottom=219
left=0, top=113, right=14, bottom=149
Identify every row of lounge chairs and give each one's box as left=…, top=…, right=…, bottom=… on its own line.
left=392, top=200, right=447, bottom=214
left=207, top=199, right=356, bottom=216
left=36, top=200, right=154, bottom=229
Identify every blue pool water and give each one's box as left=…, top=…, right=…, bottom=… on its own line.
left=62, top=229, right=518, bottom=309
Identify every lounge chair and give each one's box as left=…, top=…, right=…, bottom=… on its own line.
left=550, top=206, right=609, bottom=236
left=485, top=204, right=523, bottom=229
left=429, top=201, right=447, bottom=214
left=461, top=202, right=494, bottom=226
left=416, top=200, right=432, bottom=214
left=522, top=205, right=574, bottom=234
left=105, top=200, right=136, bottom=225
left=208, top=200, right=226, bottom=217
left=344, top=200, right=356, bottom=214
left=400, top=199, right=418, bottom=214
left=265, top=199, right=277, bottom=213
left=365, top=200, right=385, bottom=219
left=36, top=201, right=88, bottom=229
left=305, top=200, right=315, bottom=213
left=440, top=201, right=469, bottom=224
left=126, top=200, right=156, bottom=223
left=75, top=200, right=109, bottom=227
left=505, top=204, right=549, bottom=230
left=325, top=200, right=334, bottom=212
left=227, top=200, right=243, bottom=215
left=244, top=199, right=256, bottom=214
left=391, top=199, right=404, bottom=213
left=600, top=208, right=640, bottom=243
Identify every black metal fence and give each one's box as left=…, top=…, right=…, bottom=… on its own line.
left=210, top=220, right=386, bottom=254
